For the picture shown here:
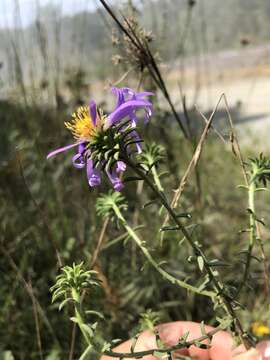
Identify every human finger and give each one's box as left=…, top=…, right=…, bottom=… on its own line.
left=100, top=321, right=247, bottom=360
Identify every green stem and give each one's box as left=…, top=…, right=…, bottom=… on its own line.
left=247, top=178, right=256, bottom=271
left=71, top=289, right=92, bottom=347
left=112, top=204, right=214, bottom=298
left=152, top=164, right=164, bottom=192
left=237, top=167, right=257, bottom=296
left=125, top=157, right=252, bottom=349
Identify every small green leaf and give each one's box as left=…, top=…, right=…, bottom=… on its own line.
left=208, top=259, right=230, bottom=267
left=85, top=310, right=104, bottom=319
left=200, top=321, right=207, bottom=336
left=197, top=256, right=204, bottom=272
left=59, top=298, right=73, bottom=310
left=81, top=323, right=94, bottom=338
left=70, top=317, right=79, bottom=324
left=179, top=331, right=189, bottom=343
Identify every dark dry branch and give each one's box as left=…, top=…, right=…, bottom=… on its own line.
left=99, top=0, right=188, bottom=138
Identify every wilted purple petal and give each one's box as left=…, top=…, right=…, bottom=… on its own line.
left=126, top=111, right=137, bottom=128
left=106, top=100, right=153, bottom=128
left=144, top=107, right=153, bottom=123
left=90, top=100, right=97, bottom=126
left=113, top=180, right=124, bottom=192
left=112, top=87, right=154, bottom=109
left=116, top=160, right=126, bottom=173
left=127, top=130, right=143, bottom=154
left=72, top=153, right=85, bottom=169
left=135, top=142, right=142, bottom=154
left=122, top=88, right=135, bottom=101
left=78, top=143, right=87, bottom=153
left=110, top=87, right=154, bottom=127
left=106, top=169, right=124, bottom=192
left=47, top=142, right=83, bottom=159
left=124, top=88, right=154, bottom=101
left=87, top=158, right=101, bottom=187
left=112, top=87, right=125, bottom=108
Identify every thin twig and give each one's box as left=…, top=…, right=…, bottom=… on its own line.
left=161, top=94, right=224, bottom=234
left=112, top=66, right=136, bottom=86
left=222, top=94, right=248, bottom=185
left=68, top=323, right=77, bottom=360
left=90, top=218, right=109, bottom=268
left=99, top=0, right=188, bottom=137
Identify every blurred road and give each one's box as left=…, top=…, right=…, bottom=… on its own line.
left=169, top=44, right=270, bottom=149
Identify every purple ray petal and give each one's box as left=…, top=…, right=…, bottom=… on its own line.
left=129, top=111, right=138, bottom=127
left=116, top=160, right=126, bottom=173
left=112, top=87, right=125, bottom=108
left=135, top=142, right=142, bottom=154
left=47, top=142, right=83, bottom=159
left=123, top=88, right=143, bottom=100
left=106, top=169, right=124, bottom=192
left=132, top=134, right=143, bottom=154
left=87, top=158, right=101, bottom=187
left=106, top=100, right=153, bottom=128
left=122, top=87, right=135, bottom=101
left=72, top=153, right=85, bottom=169
left=121, top=88, right=154, bottom=101
left=113, top=180, right=124, bottom=192
left=144, top=107, right=153, bottom=123
left=89, top=100, right=97, bottom=126
left=126, top=130, right=142, bottom=154
left=112, top=87, right=154, bottom=109
left=78, top=143, right=87, bottom=153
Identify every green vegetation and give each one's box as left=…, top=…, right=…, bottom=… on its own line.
left=1, top=1, right=270, bottom=359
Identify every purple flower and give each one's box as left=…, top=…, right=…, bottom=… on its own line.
left=107, top=87, right=153, bottom=128
left=47, top=87, right=153, bottom=191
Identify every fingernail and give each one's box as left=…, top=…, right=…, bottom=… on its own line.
left=256, top=341, right=270, bottom=359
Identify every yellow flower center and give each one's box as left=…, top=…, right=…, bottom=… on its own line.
left=251, top=322, right=270, bottom=336
left=65, top=106, right=104, bottom=141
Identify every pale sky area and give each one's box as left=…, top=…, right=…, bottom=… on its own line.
left=0, top=0, right=99, bottom=28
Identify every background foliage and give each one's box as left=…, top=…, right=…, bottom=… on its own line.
left=1, top=1, right=270, bottom=359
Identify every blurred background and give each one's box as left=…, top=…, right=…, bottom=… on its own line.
left=1, top=1, right=270, bottom=359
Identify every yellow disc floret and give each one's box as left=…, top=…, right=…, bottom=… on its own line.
left=251, top=322, right=270, bottom=337
left=65, top=106, right=104, bottom=141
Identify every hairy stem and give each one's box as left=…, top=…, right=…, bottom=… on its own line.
left=71, top=289, right=92, bottom=348
left=151, top=164, right=164, bottom=192
left=103, top=326, right=221, bottom=358
left=237, top=165, right=257, bottom=296
left=69, top=274, right=219, bottom=358
left=243, top=180, right=256, bottom=291
left=126, top=157, right=253, bottom=349
left=111, top=204, right=214, bottom=298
